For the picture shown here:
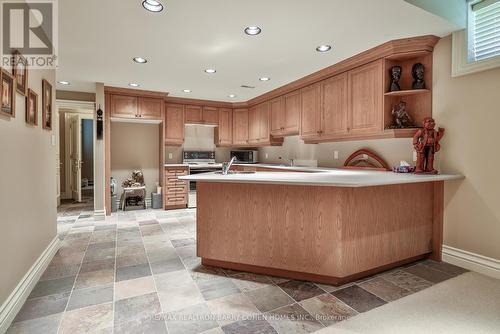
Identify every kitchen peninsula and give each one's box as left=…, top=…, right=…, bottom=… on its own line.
left=182, top=168, right=463, bottom=284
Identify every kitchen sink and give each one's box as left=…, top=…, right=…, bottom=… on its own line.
left=214, top=171, right=256, bottom=175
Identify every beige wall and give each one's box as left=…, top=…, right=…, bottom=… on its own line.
left=433, top=35, right=500, bottom=260
left=0, top=69, right=57, bottom=304
left=56, top=90, right=95, bottom=102
left=111, top=122, right=159, bottom=197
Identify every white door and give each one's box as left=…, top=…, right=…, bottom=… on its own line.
left=70, top=114, right=82, bottom=202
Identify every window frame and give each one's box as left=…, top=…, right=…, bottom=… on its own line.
left=452, top=0, right=500, bottom=77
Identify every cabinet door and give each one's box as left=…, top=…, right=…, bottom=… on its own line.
left=110, top=95, right=138, bottom=119
left=232, top=108, right=249, bottom=146
left=202, top=106, right=219, bottom=125
left=216, top=108, right=232, bottom=146
left=321, top=73, right=348, bottom=137
left=270, top=97, right=284, bottom=136
left=348, top=60, right=383, bottom=134
left=248, top=106, right=260, bottom=144
left=300, top=84, right=321, bottom=139
left=259, top=102, right=270, bottom=141
left=138, top=97, right=162, bottom=120
left=165, top=104, right=185, bottom=146
left=185, top=105, right=203, bottom=124
left=284, top=91, right=300, bottom=134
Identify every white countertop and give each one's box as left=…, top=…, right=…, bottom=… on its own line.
left=179, top=164, right=464, bottom=187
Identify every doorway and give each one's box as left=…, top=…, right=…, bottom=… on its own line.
left=57, top=104, right=95, bottom=205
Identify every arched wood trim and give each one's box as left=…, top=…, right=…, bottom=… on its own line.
left=343, top=149, right=391, bottom=171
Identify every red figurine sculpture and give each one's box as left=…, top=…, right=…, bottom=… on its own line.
left=413, top=117, right=445, bottom=174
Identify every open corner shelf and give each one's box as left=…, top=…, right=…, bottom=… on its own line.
left=384, top=89, right=430, bottom=97
left=384, top=128, right=420, bottom=138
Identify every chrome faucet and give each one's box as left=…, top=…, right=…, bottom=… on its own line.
left=221, top=156, right=237, bottom=175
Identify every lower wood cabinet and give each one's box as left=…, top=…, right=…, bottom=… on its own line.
left=164, top=167, right=188, bottom=209
left=165, top=104, right=185, bottom=146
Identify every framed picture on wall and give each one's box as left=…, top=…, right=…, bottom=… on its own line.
left=42, top=79, right=52, bottom=130
left=26, top=89, right=38, bottom=126
left=1, top=68, right=16, bottom=118
left=13, top=51, right=28, bottom=96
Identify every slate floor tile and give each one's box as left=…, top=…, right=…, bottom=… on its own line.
left=264, top=303, right=323, bottom=334
left=114, top=292, right=162, bottom=325
left=79, top=258, right=115, bottom=273
left=29, top=275, right=76, bottom=299
left=422, top=260, right=469, bottom=276
left=197, top=277, right=241, bottom=301
left=277, top=280, right=324, bottom=302
left=382, top=269, right=433, bottom=293
left=83, top=248, right=115, bottom=262
left=404, top=263, right=454, bottom=283
left=358, top=276, right=411, bottom=302
left=67, top=284, right=114, bottom=310
left=59, top=302, right=113, bottom=334
left=115, top=276, right=156, bottom=301
left=331, top=285, right=386, bottom=313
left=74, top=269, right=114, bottom=289
left=229, top=273, right=273, bottom=292
left=166, top=303, right=218, bottom=334
left=171, top=238, right=196, bottom=248
left=244, top=286, right=294, bottom=313
left=14, top=292, right=70, bottom=322
left=114, top=315, right=167, bottom=334
left=221, top=319, right=277, bottom=334
left=7, top=313, right=62, bottom=334
left=116, top=263, right=151, bottom=282
left=299, top=293, right=358, bottom=326
left=206, top=293, right=260, bottom=326
left=41, top=263, right=80, bottom=281
left=87, top=241, right=116, bottom=251
left=150, top=257, right=185, bottom=275
left=116, top=254, right=149, bottom=268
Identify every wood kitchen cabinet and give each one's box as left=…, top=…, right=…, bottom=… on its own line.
left=165, top=103, right=185, bottom=146
left=232, top=108, right=249, bottom=146
left=185, top=105, right=219, bottom=125
left=248, top=106, right=260, bottom=144
left=248, top=102, right=282, bottom=146
left=164, top=166, right=188, bottom=209
left=270, top=91, right=300, bottom=137
left=110, top=95, right=162, bottom=120
left=300, top=83, right=321, bottom=139
left=348, top=59, right=383, bottom=135
left=215, top=108, right=232, bottom=146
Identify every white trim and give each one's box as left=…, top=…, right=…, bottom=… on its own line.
left=443, top=245, right=500, bottom=279
left=56, top=99, right=95, bottom=110
left=94, top=209, right=106, bottom=221
left=452, top=29, right=500, bottom=77
left=0, top=237, right=60, bottom=333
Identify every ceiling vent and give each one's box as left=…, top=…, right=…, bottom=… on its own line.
left=240, top=85, right=255, bottom=89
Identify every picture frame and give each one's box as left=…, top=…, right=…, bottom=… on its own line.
left=13, top=51, right=28, bottom=96
left=1, top=68, right=16, bottom=118
left=26, top=89, right=38, bottom=126
left=42, top=79, right=53, bottom=130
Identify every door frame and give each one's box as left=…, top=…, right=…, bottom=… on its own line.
left=56, top=100, right=95, bottom=201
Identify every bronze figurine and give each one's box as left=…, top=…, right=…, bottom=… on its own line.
left=389, top=66, right=402, bottom=92
left=413, top=117, right=445, bottom=174
left=411, top=63, right=425, bottom=89
left=390, top=101, right=415, bottom=129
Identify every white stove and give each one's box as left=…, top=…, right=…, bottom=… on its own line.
left=183, top=151, right=222, bottom=207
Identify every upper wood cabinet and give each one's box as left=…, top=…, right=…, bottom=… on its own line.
left=232, top=108, right=249, bottom=146
left=215, top=108, right=232, bottom=146
left=185, top=105, right=219, bottom=125
left=248, top=102, right=283, bottom=146
left=110, top=95, right=162, bottom=120
left=165, top=103, right=185, bottom=146
left=248, top=106, right=260, bottom=144
left=348, top=59, right=383, bottom=134
left=300, top=84, right=321, bottom=139
left=321, top=73, right=349, bottom=137
left=270, top=91, right=300, bottom=137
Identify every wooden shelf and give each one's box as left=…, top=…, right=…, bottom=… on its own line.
left=384, top=89, right=430, bottom=97
left=384, top=128, right=420, bottom=138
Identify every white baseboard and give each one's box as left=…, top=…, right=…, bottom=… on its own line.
left=0, top=236, right=61, bottom=333
left=443, top=245, right=500, bottom=280
left=93, top=209, right=106, bottom=221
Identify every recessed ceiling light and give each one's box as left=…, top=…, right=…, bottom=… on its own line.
left=58, top=81, right=70, bottom=85
left=228, top=94, right=237, bottom=98
left=183, top=89, right=191, bottom=93
left=133, top=57, right=147, bottom=64
left=205, top=69, right=216, bottom=74
left=129, top=83, right=140, bottom=87
left=316, top=45, right=332, bottom=53
left=142, top=0, right=163, bottom=12
left=259, top=77, right=270, bottom=81
left=244, top=26, right=261, bottom=36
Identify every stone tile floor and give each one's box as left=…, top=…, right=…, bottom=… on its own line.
left=7, top=203, right=468, bottom=334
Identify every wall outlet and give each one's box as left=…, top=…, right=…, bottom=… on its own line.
left=51, top=134, right=56, bottom=146
left=265, top=153, right=269, bottom=159
left=412, top=151, right=417, bottom=162
left=333, top=151, right=339, bottom=160
left=168, top=153, right=173, bottom=159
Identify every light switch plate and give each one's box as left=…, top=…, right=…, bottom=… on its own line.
left=51, top=134, right=56, bottom=146
left=413, top=151, right=417, bottom=162
left=333, top=151, right=339, bottom=160
left=265, top=153, right=269, bottom=159
left=168, top=153, right=173, bottom=159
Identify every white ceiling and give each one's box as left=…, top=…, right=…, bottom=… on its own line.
left=57, top=0, right=458, bottom=102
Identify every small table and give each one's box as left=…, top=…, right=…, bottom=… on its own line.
left=121, top=186, right=147, bottom=211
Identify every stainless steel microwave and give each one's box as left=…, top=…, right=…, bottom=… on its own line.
left=230, top=150, right=258, bottom=164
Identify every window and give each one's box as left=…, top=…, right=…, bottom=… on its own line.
left=468, top=0, right=500, bottom=62
left=452, top=0, right=500, bottom=76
